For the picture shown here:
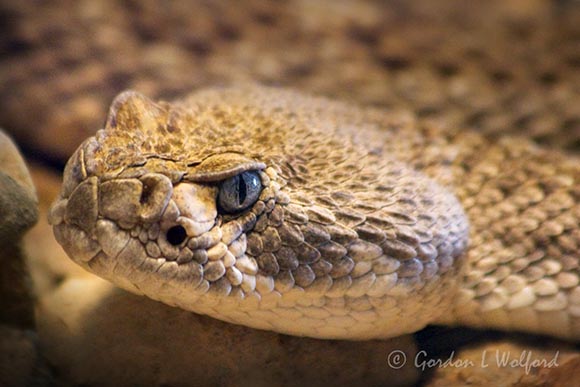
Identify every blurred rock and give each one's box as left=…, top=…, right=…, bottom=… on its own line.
left=423, top=341, right=577, bottom=387
left=0, top=129, right=37, bottom=327
left=37, top=276, right=419, bottom=386
left=516, top=354, right=580, bottom=387
left=0, top=129, right=37, bottom=242
left=0, top=130, right=41, bottom=385
left=0, top=325, right=50, bottom=387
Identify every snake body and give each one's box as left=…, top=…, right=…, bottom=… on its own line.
left=48, top=86, right=580, bottom=340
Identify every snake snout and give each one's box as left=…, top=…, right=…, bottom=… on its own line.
left=98, top=173, right=173, bottom=224
left=48, top=171, right=176, bottom=262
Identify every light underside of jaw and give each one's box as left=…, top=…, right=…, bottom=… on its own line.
left=83, top=241, right=457, bottom=340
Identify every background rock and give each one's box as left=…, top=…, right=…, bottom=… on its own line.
left=37, top=276, right=418, bottom=386
left=0, top=130, right=42, bottom=386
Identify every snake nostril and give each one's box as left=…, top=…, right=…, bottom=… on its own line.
left=166, top=225, right=187, bottom=245
left=140, top=183, right=153, bottom=204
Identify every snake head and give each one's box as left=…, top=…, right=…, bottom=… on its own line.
left=49, top=87, right=470, bottom=339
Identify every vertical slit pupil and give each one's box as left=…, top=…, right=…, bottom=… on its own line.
left=237, top=174, right=247, bottom=205
left=166, top=225, right=187, bottom=245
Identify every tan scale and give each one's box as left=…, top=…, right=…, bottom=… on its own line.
left=49, top=86, right=580, bottom=340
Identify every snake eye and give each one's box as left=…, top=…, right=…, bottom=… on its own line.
left=218, top=171, right=262, bottom=214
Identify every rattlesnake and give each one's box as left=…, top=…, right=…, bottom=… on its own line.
left=48, top=85, right=580, bottom=340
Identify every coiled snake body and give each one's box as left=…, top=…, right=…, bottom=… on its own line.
left=49, top=86, right=580, bottom=340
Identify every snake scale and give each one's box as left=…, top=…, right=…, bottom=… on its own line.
left=48, top=85, right=580, bottom=340
left=2, top=0, right=578, bottom=343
